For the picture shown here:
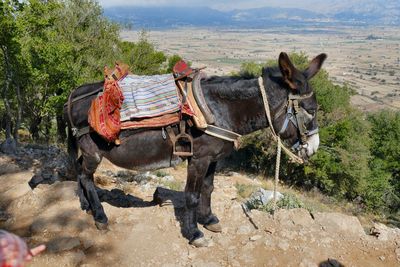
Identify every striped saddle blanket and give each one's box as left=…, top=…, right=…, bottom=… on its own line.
left=119, top=74, right=181, bottom=122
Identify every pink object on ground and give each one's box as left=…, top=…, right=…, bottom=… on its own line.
left=0, top=230, right=29, bottom=267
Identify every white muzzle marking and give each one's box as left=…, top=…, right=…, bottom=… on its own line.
left=305, top=133, right=320, bottom=157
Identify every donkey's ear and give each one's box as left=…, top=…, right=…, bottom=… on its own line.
left=304, top=53, right=327, bottom=80
left=278, top=52, right=297, bottom=89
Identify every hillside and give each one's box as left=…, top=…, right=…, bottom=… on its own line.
left=0, top=146, right=399, bottom=266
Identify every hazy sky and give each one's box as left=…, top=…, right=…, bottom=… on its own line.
left=98, top=0, right=355, bottom=13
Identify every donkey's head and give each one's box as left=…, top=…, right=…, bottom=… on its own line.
left=268, top=52, right=327, bottom=160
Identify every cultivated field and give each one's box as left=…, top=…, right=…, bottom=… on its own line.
left=121, top=27, right=400, bottom=111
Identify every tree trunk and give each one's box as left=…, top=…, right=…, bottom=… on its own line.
left=30, top=116, right=42, bottom=141
left=56, top=114, right=66, bottom=143
left=44, top=116, right=51, bottom=144
left=0, top=46, right=16, bottom=153
left=12, top=83, right=22, bottom=145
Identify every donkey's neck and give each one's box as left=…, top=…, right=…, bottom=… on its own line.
left=202, top=76, right=269, bottom=136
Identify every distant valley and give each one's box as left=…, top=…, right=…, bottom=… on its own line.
left=104, top=3, right=400, bottom=29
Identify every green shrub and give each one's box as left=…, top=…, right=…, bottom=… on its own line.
left=246, top=193, right=306, bottom=213
left=368, top=110, right=400, bottom=211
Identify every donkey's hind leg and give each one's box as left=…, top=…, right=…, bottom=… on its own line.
left=74, top=156, right=91, bottom=213
left=78, top=135, right=108, bottom=230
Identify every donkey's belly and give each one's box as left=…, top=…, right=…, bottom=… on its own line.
left=103, top=129, right=182, bottom=171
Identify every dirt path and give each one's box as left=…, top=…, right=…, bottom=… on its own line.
left=0, top=148, right=399, bottom=267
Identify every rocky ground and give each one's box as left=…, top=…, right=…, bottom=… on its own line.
left=0, top=145, right=400, bottom=267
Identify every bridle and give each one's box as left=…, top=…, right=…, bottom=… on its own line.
left=258, top=77, right=318, bottom=163
left=274, top=91, right=319, bottom=152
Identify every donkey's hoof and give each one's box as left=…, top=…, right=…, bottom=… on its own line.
left=152, top=189, right=163, bottom=206
left=204, top=222, right=222, bottom=233
left=95, top=221, right=109, bottom=231
left=190, top=237, right=209, bottom=248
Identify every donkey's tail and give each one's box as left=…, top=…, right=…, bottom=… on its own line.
left=65, top=89, right=79, bottom=174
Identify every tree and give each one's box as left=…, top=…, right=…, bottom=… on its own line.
left=368, top=110, right=400, bottom=211
left=16, top=0, right=120, bottom=141
left=121, top=31, right=167, bottom=75
left=0, top=0, right=25, bottom=151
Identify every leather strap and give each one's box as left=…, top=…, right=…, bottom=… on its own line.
left=66, top=86, right=103, bottom=137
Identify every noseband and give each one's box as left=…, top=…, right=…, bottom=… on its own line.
left=274, top=92, right=319, bottom=151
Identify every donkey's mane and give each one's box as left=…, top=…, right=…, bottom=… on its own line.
left=71, top=81, right=104, bottom=99
left=202, top=76, right=259, bottom=100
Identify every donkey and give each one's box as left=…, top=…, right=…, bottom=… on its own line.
left=64, top=52, right=326, bottom=247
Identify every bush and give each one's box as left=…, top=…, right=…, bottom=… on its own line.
left=246, top=193, right=306, bottom=213
left=368, top=110, right=400, bottom=211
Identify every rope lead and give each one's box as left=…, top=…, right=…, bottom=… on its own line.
left=273, top=136, right=282, bottom=217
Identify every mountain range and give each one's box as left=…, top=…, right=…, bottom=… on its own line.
left=104, top=2, right=400, bottom=29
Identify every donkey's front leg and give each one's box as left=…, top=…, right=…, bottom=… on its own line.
left=197, top=161, right=222, bottom=233
left=185, top=157, right=210, bottom=247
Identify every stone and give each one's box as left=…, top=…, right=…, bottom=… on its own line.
left=82, top=238, right=94, bottom=250
left=249, top=235, right=262, bottom=241
left=370, top=222, right=400, bottom=241
left=0, top=139, right=17, bottom=154
left=277, top=240, right=290, bottom=251
left=191, top=260, right=220, bottom=267
left=3, top=182, right=32, bottom=200
left=246, top=188, right=283, bottom=209
left=214, top=235, right=231, bottom=247
left=237, top=225, right=253, bottom=234
left=67, top=250, right=86, bottom=266
left=320, top=237, right=334, bottom=245
left=275, top=208, right=314, bottom=228
left=264, top=238, right=275, bottom=247
left=395, top=247, right=400, bottom=261
left=313, top=212, right=365, bottom=237
left=299, top=258, right=317, bottom=267
left=47, top=237, right=81, bottom=253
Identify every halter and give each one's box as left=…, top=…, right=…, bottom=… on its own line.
left=275, top=91, right=319, bottom=151
left=258, top=77, right=318, bottom=164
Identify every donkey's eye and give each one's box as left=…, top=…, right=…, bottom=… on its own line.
left=296, top=81, right=303, bottom=87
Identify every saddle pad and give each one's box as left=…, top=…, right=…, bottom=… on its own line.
left=119, top=74, right=180, bottom=121
left=121, top=112, right=180, bottom=130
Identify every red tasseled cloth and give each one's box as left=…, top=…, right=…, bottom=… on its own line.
left=88, top=79, right=124, bottom=142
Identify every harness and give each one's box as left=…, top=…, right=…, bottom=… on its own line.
left=257, top=77, right=317, bottom=164
left=274, top=91, right=319, bottom=152
left=66, top=86, right=102, bottom=137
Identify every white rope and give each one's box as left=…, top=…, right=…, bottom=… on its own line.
left=273, top=136, right=282, bottom=216
left=258, top=76, right=306, bottom=217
